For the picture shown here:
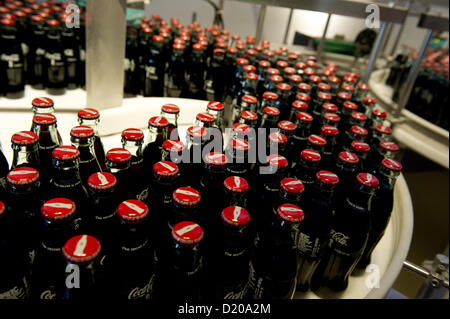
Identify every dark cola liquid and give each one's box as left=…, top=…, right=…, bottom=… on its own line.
left=167, top=124, right=179, bottom=140
left=0, top=149, right=9, bottom=179
left=129, top=156, right=149, bottom=202
left=143, top=141, right=163, bottom=178
left=77, top=146, right=102, bottom=186
left=36, top=131, right=59, bottom=188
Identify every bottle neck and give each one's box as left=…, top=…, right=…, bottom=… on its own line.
left=52, top=159, right=83, bottom=184
left=118, top=222, right=150, bottom=253
left=170, top=243, right=202, bottom=274
left=347, top=184, right=376, bottom=210
left=41, top=219, right=75, bottom=252
left=78, top=119, right=100, bottom=135
left=11, top=144, right=40, bottom=169
left=147, top=127, right=167, bottom=144
left=71, top=138, right=96, bottom=159
left=221, top=224, right=249, bottom=257
left=161, top=112, right=179, bottom=128
left=32, top=124, right=61, bottom=147
left=122, top=140, right=143, bottom=163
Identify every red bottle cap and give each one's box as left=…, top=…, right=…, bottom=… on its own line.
left=263, top=107, right=280, bottom=117
left=277, top=83, right=291, bottom=92
left=268, top=132, right=287, bottom=145
left=363, top=97, right=377, bottom=105
left=161, top=103, right=180, bottom=114
left=318, top=83, right=331, bottom=92
left=381, top=158, right=402, bottom=172
left=289, top=74, right=303, bottom=84
left=236, top=58, right=249, bottom=65
left=243, top=65, right=257, bottom=73
left=152, top=35, right=163, bottom=42
left=41, top=198, right=76, bottom=221
left=322, top=103, right=337, bottom=113
left=196, top=112, right=215, bottom=124
left=280, top=178, right=304, bottom=195
left=32, top=97, right=54, bottom=109
left=323, top=112, right=341, bottom=123
left=173, top=43, right=185, bottom=50
left=259, top=60, right=271, bottom=68
left=205, top=152, right=228, bottom=167
left=342, top=84, right=355, bottom=92
left=309, top=75, right=322, bottom=84
left=270, top=75, right=283, bottom=83
left=192, top=43, right=204, bottom=51
left=296, top=93, right=311, bottom=103
left=246, top=72, right=259, bottom=81
left=31, top=15, right=44, bottom=23
left=52, top=146, right=80, bottom=161
left=317, top=91, right=332, bottom=101
left=347, top=72, right=359, bottom=79
left=240, top=110, right=258, bottom=122
left=283, top=67, right=296, bottom=75
left=350, top=125, right=368, bottom=137
left=0, top=201, right=5, bottom=217
left=351, top=141, right=370, bottom=153
left=337, top=91, right=351, bottom=101
left=229, top=138, right=250, bottom=151
left=7, top=167, right=39, bottom=186
left=338, top=151, right=359, bottom=165
left=121, top=128, right=144, bottom=142
left=163, top=139, right=185, bottom=153
left=307, top=134, right=327, bottom=148
left=227, top=47, right=238, bottom=54
left=316, top=170, right=339, bottom=186
left=267, top=68, right=280, bottom=75
left=379, top=140, right=399, bottom=152
left=276, top=204, right=304, bottom=224
left=63, top=235, right=101, bottom=264
left=296, top=112, right=313, bottom=123
left=278, top=120, right=296, bottom=133
left=343, top=101, right=358, bottom=111
left=307, top=60, right=316, bottom=68
left=300, top=149, right=321, bottom=163
left=148, top=116, right=169, bottom=128
left=321, top=125, right=339, bottom=137
left=87, top=172, right=117, bottom=192
left=117, top=200, right=149, bottom=223
left=351, top=112, right=367, bottom=122
left=77, top=108, right=99, bottom=120
left=173, top=187, right=201, bottom=206
left=296, top=62, right=306, bottom=69
left=153, top=161, right=179, bottom=178
left=106, top=148, right=131, bottom=164
left=358, top=83, right=370, bottom=90
left=344, top=75, right=356, bottom=83
left=47, top=19, right=60, bottom=27
left=304, top=68, right=316, bottom=76
left=224, top=176, right=249, bottom=193
left=328, top=76, right=341, bottom=84
left=372, top=109, right=387, bottom=118
left=11, top=131, right=39, bottom=145
left=33, top=113, right=57, bottom=126
left=241, top=95, right=258, bottom=105
left=213, top=48, right=225, bottom=56
left=172, top=221, right=204, bottom=246
left=221, top=206, right=250, bottom=227
left=375, top=125, right=392, bottom=135
left=291, top=101, right=308, bottom=112
left=298, top=83, right=312, bottom=93
left=70, top=126, right=94, bottom=139
left=207, top=101, right=224, bottom=112
left=322, top=69, right=333, bottom=76
left=187, top=126, right=207, bottom=138
left=232, top=123, right=251, bottom=134
left=356, top=173, right=379, bottom=189
left=262, top=92, right=278, bottom=101
left=276, top=60, right=288, bottom=69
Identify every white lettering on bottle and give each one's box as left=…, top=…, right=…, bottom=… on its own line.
left=330, top=229, right=350, bottom=246
left=0, top=286, right=26, bottom=299
left=40, top=290, right=56, bottom=299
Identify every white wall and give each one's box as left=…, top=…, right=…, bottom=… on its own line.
left=145, top=0, right=448, bottom=52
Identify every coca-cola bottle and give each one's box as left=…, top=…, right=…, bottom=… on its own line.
left=366, top=140, right=399, bottom=173
left=124, top=26, right=139, bottom=96
left=182, top=126, right=208, bottom=186
left=62, top=234, right=104, bottom=300
left=294, top=149, right=321, bottom=188
left=340, top=101, right=359, bottom=130
left=60, top=23, right=79, bottom=89
left=121, top=128, right=148, bottom=201
left=340, top=83, right=355, bottom=98
left=47, top=146, right=89, bottom=232
left=333, top=151, right=360, bottom=199
left=368, top=109, right=387, bottom=129
left=368, top=124, right=393, bottom=150
left=161, top=103, right=180, bottom=140
left=233, top=95, right=258, bottom=125
left=143, top=116, right=169, bottom=178
left=31, top=114, right=62, bottom=188
left=10, top=131, right=40, bottom=171
left=165, top=42, right=186, bottom=97
left=77, top=108, right=106, bottom=172
left=357, top=159, right=402, bottom=270
left=199, top=152, right=228, bottom=213
left=105, top=148, right=132, bottom=200
left=274, top=178, right=304, bottom=211
left=27, top=15, right=46, bottom=89
left=277, top=120, right=297, bottom=165
left=70, top=126, right=102, bottom=186
left=85, top=172, right=120, bottom=274
left=0, top=18, right=25, bottom=98
left=31, top=198, right=77, bottom=300
left=361, top=97, right=377, bottom=117
left=206, top=101, right=225, bottom=131
left=291, top=112, right=314, bottom=160
left=355, top=83, right=370, bottom=101
left=248, top=203, right=304, bottom=299
left=224, top=137, right=251, bottom=180
left=195, top=112, right=221, bottom=152
left=339, top=125, right=368, bottom=151
left=31, top=97, right=56, bottom=115
left=319, top=125, right=340, bottom=170
left=0, top=200, right=29, bottom=299
left=313, top=173, right=379, bottom=292
left=328, top=76, right=341, bottom=95
left=161, top=139, right=185, bottom=174
left=205, top=48, right=226, bottom=102
left=211, top=206, right=252, bottom=299
left=275, top=83, right=292, bottom=121
left=346, top=141, right=371, bottom=171
left=186, top=42, right=206, bottom=99
left=141, top=34, right=165, bottom=96
left=43, top=20, right=66, bottom=95
left=296, top=170, right=338, bottom=292
left=306, top=134, right=327, bottom=157
left=157, top=221, right=206, bottom=301
left=113, top=199, right=157, bottom=299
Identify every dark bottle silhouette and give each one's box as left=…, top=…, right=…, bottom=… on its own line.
left=27, top=15, right=46, bottom=89
left=43, top=19, right=66, bottom=95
